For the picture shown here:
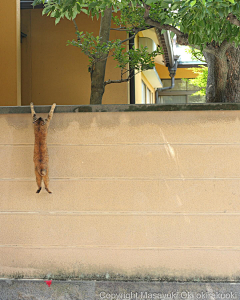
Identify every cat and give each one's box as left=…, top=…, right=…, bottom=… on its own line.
left=30, top=102, right=56, bottom=193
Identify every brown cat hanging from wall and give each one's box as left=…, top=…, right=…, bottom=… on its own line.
left=30, top=102, right=56, bottom=193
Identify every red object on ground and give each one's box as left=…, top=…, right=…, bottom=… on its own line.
left=45, top=280, right=52, bottom=287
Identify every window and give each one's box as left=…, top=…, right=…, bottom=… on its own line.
left=146, top=88, right=151, bottom=104
left=158, top=79, right=205, bottom=104
left=141, top=81, right=146, bottom=104
left=142, top=81, right=154, bottom=104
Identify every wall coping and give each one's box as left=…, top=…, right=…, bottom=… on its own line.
left=1, top=103, right=240, bottom=114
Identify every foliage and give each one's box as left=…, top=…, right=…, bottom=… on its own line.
left=68, top=31, right=162, bottom=76
left=32, top=0, right=125, bottom=24
left=140, top=0, right=240, bottom=50
left=115, top=45, right=161, bottom=72
left=33, top=0, right=240, bottom=48
left=33, top=0, right=162, bottom=84
left=67, top=32, right=121, bottom=67
left=185, top=48, right=206, bottom=63
left=188, top=66, right=208, bottom=96
left=112, top=7, right=147, bottom=33
left=135, top=0, right=240, bottom=102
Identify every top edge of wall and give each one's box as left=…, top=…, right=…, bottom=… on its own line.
left=1, top=103, right=240, bottom=114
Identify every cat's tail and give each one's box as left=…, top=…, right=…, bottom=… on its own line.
left=40, top=169, right=47, bottom=176
left=37, top=168, right=47, bottom=176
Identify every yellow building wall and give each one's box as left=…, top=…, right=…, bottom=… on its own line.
left=135, top=72, right=156, bottom=104
left=156, top=63, right=198, bottom=79
left=0, top=1, right=21, bottom=106
left=134, top=34, right=157, bottom=104
left=1, top=110, right=240, bottom=280
left=21, top=10, right=128, bottom=106
left=142, top=73, right=155, bottom=103
left=134, top=72, right=143, bottom=104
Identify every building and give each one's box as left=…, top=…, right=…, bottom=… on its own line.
left=0, top=0, right=203, bottom=106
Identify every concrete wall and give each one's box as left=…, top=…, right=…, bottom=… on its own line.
left=1, top=108, right=240, bottom=280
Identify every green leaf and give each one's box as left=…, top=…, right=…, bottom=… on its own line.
left=32, top=0, right=42, bottom=6
left=81, top=8, right=88, bottom=14
left=76, top=3, right=81, bottom=11
left=218, top=9, right=224, bottom=18
left=171, top=3, right=179, bottom=10
left=145, top=0, right=157, bottom=4
left=190, top=0, right=196, bottom=7
left=170, top=31, right=175, bottom=38
left=65, top=11, right=71, bottom=20
left=42, top=6, right=52, bottom=15
left=55, top=17, right=61, bottom=24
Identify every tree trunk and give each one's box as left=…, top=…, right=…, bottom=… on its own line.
left=204, top=45, right=240, bottom=103
left=213, top=54, right=228, bottom=103
left=90, top=7, right=112, bottom=105
left=226, top=45, right=240, bottom=102
left=203, top=51, right=216, bottom=103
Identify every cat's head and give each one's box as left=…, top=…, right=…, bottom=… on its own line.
left=34, top=117, right=45, bottom=126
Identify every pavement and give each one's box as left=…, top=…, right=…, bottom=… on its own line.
left=1, top=280, right=240, bottom=300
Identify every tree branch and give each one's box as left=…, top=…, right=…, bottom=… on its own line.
left=143, top=3, right=189, bottom=46
left=104, top=70, right=142, bottom=86
left=143, top=3, right=218, bottom=55
left=191, top=51, right=206, bottom=63
left=219, top=40, right=232, bottom=57
left=104, top=78, right=130, bottom=85
left=73, top=19, right=80, bottom=42
left=120, top=31, right=138, bottom=44
left=227, top=13, right=240, bottom=27
left=110, top=27, right=128, bottom=31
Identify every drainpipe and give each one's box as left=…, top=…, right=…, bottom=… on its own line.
left=129, top=32, right=135, bottom=104
left=160, top=58, right=179, bottom=91
left=155, top=57, right=179, bottom=103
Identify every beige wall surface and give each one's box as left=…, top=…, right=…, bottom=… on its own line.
left=1, top=110, right=240, bottom=280
left=21, top=10, right=128, bottom=106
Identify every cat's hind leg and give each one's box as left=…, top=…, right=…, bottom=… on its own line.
left=35, top=168, right=42, bottom=193
left=43, top=171, right=52, bottom=194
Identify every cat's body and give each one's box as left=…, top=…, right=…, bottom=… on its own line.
left=30, top=102, right=56, bottom=193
